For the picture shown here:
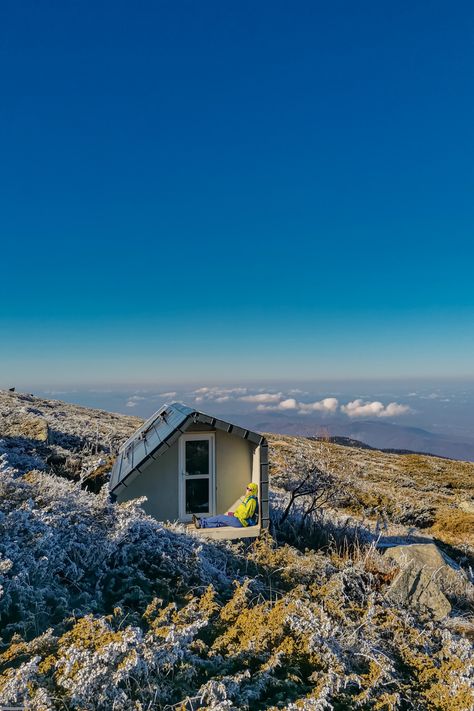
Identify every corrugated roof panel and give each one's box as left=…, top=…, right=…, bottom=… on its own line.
left=137, top=456, right=154, bottom=474
left=113, top=482, right=127, bottom=496
left=214, top=419, right=232, bottom=432
left=124, top=469, right=140, bottom=488
left=196, top=413, right=213, bottom=425
left=130, top=438, right=148, bottom=472
left=109, top=452, right=124, bottom=490
left=109, top=402, right=195, bottom=491
left=120, top=403, right=194, bottom=449
left=151, top=442, right=167, bottom=460
left=231, top=425, right=247, bottom=439
left=246, top=431, right=263, bottom=445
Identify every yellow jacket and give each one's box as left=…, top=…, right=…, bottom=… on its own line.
left=234, top=495, right=258, bottom=527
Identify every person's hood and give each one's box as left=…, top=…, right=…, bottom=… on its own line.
left=247, top=483, right=258, bottom=496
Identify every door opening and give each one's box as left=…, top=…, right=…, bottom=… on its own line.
left=179, top=433, right=215, bottom=520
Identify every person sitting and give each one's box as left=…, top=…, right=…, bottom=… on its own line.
left=193, top=483, right=259, bottom=529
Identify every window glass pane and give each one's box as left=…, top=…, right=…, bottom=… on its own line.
left=185, top=440, right=209, bottom=476
left=186, top=478, right=209, bottom=514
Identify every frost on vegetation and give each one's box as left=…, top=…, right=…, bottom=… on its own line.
left=0, top=390, right=141, bottom=484
left=0, top=468, right=241, bottom=646
left=270, top=446, right=342, bottom=527
left=0, top=445, right=44, bottom=475
left=0, top=454, right=14, bottom=476
left=1, top=466, right=471, bottom=711
left=0, top=396, right=473, bottom=709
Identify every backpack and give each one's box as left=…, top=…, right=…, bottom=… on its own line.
left=246, top=495, right=259, bottom=526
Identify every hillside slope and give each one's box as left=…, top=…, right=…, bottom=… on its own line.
left=267, top=433, right=474, bottom=560
left=0, top=389, right=140, bottom=485
left=0, top=392, right=473, bottom=710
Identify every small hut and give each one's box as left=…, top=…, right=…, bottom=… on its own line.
left=109, top=402, right=269, bottom=538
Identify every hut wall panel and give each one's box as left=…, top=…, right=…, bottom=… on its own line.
left=215, top=430, right=253, bottom=514
left=116, top=443, right=180, bottom=522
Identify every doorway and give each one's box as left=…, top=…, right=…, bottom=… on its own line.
left=178, top=433, right=215, bottom=520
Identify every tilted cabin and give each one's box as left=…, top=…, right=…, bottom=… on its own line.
left=109, top=402, right=269, bottom=537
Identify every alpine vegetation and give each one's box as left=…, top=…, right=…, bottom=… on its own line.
left=0, top=392, right=473, bottom=710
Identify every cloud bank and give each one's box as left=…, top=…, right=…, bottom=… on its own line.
left=240, top=393, right=282, bottom=403
left=257, top=397, right=339, bottom=414
left=180, top=386, right=413, bottom=420
left=340, top=399, right=412, bottom=418
left=192, top=386, right=248, bottom=402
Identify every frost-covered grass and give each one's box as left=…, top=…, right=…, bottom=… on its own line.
left=0, top=389, right=141, bottom=485
left=0, top=461, right=249, bottom=642
left=268, top=434, right=474, bottom=562
left=0, top=460, right=473, bottom=710
left=0, top=393, right=473, bottom=709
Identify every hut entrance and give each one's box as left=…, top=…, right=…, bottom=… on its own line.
left=178, top=433, right=216, bottom=520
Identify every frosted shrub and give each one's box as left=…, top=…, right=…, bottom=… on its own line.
left=0, top=454, right=473, bottom=708
left=270, top=448, right=340, bottom=527
left=0, top=467, right=244, bottom=643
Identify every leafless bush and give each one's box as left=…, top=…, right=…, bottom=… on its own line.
left=271, top=448, right=343, bottom=528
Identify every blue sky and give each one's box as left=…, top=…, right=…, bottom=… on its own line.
left=1, top=1, right=473, bottom=386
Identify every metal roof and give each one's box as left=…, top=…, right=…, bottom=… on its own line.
left=109, top=402, right=265, bottom=494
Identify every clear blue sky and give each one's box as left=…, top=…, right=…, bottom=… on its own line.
left=1, top=1, right=473, bottom=386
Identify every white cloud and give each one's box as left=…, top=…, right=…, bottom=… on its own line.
left=125, top=395, right=146, bottom=407
left=382, top=402, right=412, bottom=417
left=298, top=398, right=339, bottom=414
left=279, top=398, right=298, bottom=410
left=192, top=386, right=248, bottom=403
left=257, top=396, right=339, bottom=414
left=240, top=393, right=282, bottom=403
left=159, top=391, right=177, bottom=398
left=256, top=399, right=297, bottom=412
left=341, top=399, right=411, bottom=418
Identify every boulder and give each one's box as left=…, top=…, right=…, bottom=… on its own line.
left=384, top=543, right=463, bottom=620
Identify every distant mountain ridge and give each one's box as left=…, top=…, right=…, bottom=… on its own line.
left=310, top=434, right=453, bottom=459
left=316, top=420, right=474, bottom=462
left=230, top=412, right=474, bottom=462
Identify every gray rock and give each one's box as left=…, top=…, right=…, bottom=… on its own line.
left=384, top=543, right=463, bottom=620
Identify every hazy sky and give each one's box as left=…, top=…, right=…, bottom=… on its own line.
left=1, top=1, right=473, bottom=386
